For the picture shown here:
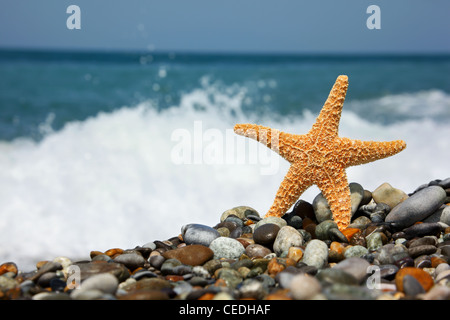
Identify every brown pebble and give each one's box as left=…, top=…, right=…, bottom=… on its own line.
left=162, top=244, right=214, bottom=266
left=105, top=248, right=124, bottom=258
left=431, top=256, right=447, bottom=268
left=0, top=262, right=18, bottom=276
left=119, top=289, right=169, bottom=300
left=395, top=267, right=434, bottom=293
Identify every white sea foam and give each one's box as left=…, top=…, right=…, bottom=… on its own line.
left=0, top=88, right=448, bottom=270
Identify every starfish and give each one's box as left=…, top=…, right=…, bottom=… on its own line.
left=234, top=75, right=406, bottom=231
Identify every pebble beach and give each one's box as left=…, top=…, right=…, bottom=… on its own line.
left=1, top=178, right=450, bottom=302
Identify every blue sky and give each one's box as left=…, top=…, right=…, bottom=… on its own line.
left=0, top=0, right=449, bottom=53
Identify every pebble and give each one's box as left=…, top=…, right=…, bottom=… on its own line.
left=4, top=178, right=450, bottom=301
left=113, top=253, right=146, bottom=271
left=395, top=267, right=434, bottom=292
left=333, top=257, right=370, bottom=283
left=273, top=226, right=303, bottom=256
left=245, top=244, right=272, bottom=258
left=181, top=224, right=220, bottom=246
left=253, top=223, right=280, bottom=246
left=209, top=237, right=245, bottom=260
left=372, top=182, right=408, bottom=209
left=302, top=240, right=328, bottom=269
left=385, top=186, right=447, bottom=229
left=220, top=206, right=259, bottom=222
left=254, top=216, right=287, bottom=230
left=162, top=244, right=214, bottom=266
left=312, top=193, right=332, bottom=223
left=289, top=273, right=322, bottom=300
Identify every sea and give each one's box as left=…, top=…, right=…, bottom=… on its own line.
left=0, top=49, right=449, bottom=270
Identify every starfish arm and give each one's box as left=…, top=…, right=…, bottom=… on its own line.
left=338, top=138, right=407, bottom=167
left=265, top=165, right=312, bottom=218
left=315, top=167, right=352, bottom=231
left=309, top=75, right=348, bottom=139
left=234, top=123, right=305, bottom=162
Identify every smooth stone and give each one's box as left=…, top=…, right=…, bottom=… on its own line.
left=349, top=182, right=365, bottom=214
left=220, top=206, right=259, bottom=222
left=289, top=273, right=322, bottom=300
left=239, top=279, right=267, bottom=299
left=348, top=216, right=372, bottom=229
left=395, top=267, right=434, bottom=292
left=245, top=244, right=272, bottom=259
left=113, top=253, right=146, bottom=270
left=302, top=240, right=328, bottom=269
left=385, top=186, right=447, bottom=229
left=377, top=244, right=409, bottom=265
left=160, top=258, right=182, bottom=275
left=162, top=244, right=214, bottom=266
left=333, top=257, right=370, bottom=283
left=149, top=255, right=165, bottom=269
left=254, top=217, right=287, bottom=230
left=316, top=268, right=359, bottom=286
left=253, top=223, right=280, bottom=246
left=324, top=283, right=376, bottom=300
left=439, top=206, right=450, bottom=225
left=344, top=245, right=369, bottom=258
left=32, top=292, right=71, bottom=300
left=0, top=262, right=18, bottom=276
left=78, top=273, right=118, bottom=294
left=273, top=226, right=303, bottom=256
left=438, top=177, right=450, bottom=189
left=328, top=228, right=348, bottom=243
left=217, top=268, right=243, bottom=289
left=372, top=182, right=408, bottom=209
left=209, top=237, right=245, bottom=260
left=414, top=255, right=432, bottom=268
left=409, top=236, right=438, bottom=248
left=402, top=275, right=426, bottom=296
left=366, top=232, right=384, bottom=252
left=181, top=224, right=220, bottom=246
left=292, top=200, right=315, bottom=220
left=408, top=245, right=437, bottom=258
left=420, top=284, right=450, bottom=300
left=70, top=289, right=106, bottom=300
left=283, top=212, right=303, bottom=229
left=312, top=193, right=332, bottom=223
left=75, top=262, right=130, bottom=282
left=315, top=220, right=338, bottom=241
left=402, top=222, right=442, bottom=239
left=0, top=275, right=18, bottom=291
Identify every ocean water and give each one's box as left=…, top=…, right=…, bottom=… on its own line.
left=0, top=49, right=449, bottom=270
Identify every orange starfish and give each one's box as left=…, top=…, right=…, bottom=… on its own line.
left=234, top=75, right=406, bottom=231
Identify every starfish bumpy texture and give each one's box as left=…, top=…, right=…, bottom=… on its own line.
left=234, top=75, right=406, bottom=231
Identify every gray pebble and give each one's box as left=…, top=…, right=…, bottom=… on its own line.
left=113, top=253, right=146, bottom=270
left=385, top=186, right=446, bottom=229
left=315, top=220, right=338, bottom=241
left=333, top=257, right=370, bottom=284
left=254, top=216, right=287, bottom=230
left=78, top=273, right=118, bottom=295
left=312, top=193, right=332, bottom=223
left=273, top=226, right=303, bottom=256
left=344, top=245, right=369, bottom=258
left=181, top=223, right=220, bottom=246
left=403, top=275, right=425, bottom=296
left=209, top=237, right=245, bottom=260
left=302, top=240, right=328, bottom=269
left=289, top=273, right=322, bottom=300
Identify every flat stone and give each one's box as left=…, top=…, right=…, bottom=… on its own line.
left=385, top=186, right=446, bottom=229
left=162, top=244, right=214, bottom=266
left=78, top=273, right=118, bottom=294
left=408, top=245, right=437, bottom=258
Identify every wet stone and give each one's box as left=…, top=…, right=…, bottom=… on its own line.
left=245, top=244, right=272, bottom=259
left=372, top=182, right=408, bottom=209
left=316, top=268, right=359, bottom=286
